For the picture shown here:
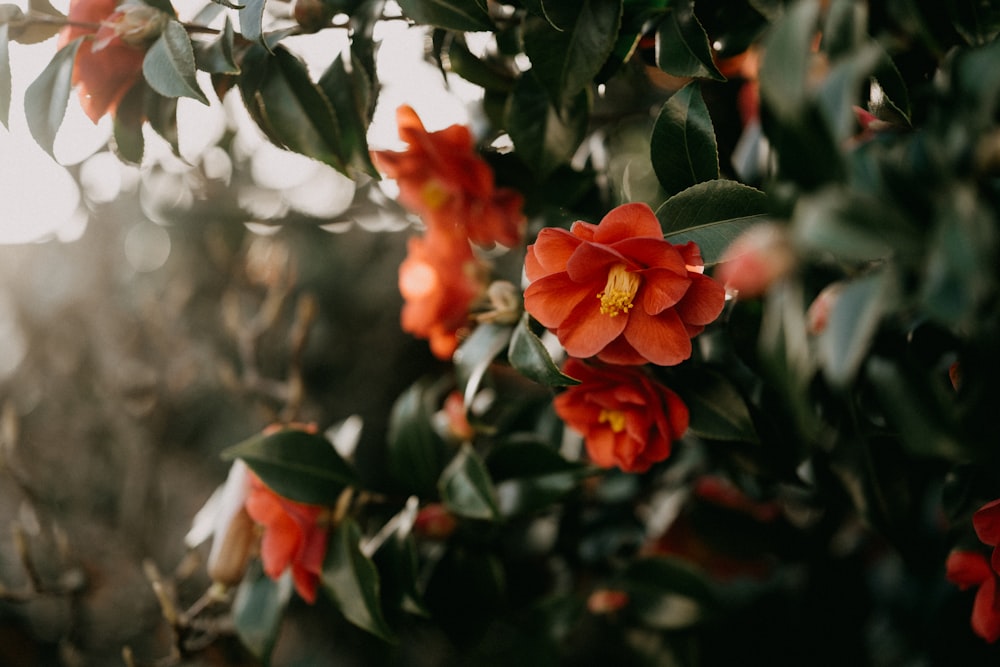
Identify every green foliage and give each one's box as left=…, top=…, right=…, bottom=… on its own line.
left=438, top=444, right=501, bottom=521
left=24, top=37, right=79, bottom=156
left=143, top=20, right=209, bottom=104
left=321, top=518, right=395, bottom=641
left=232, top=563, right=293, bottom=665
left=650, top=83, right=719, bottom=196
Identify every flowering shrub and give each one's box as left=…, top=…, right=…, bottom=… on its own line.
left=2, top=0, right=1000, bottom=665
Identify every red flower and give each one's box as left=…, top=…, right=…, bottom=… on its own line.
left=946, top=550, right=1000, bottom=642
left=58, top=0, right=163, bottom=123
left=398, top=231, right=487, bottom=360
left=554, top=358, right=689, bottom=473
left=244, top=473, right=329, bottom=604
left=524, top=203, right=725, bottom=366
left=973, top=498, right=1000, bottom=568
left=372, top=105, right=525, bottom=249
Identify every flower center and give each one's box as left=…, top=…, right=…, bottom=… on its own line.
left=598, top=409, right=626, bottom=433
left=420, top=179, right=450, bottom=210
left=597, top=264, right=640, bottom=317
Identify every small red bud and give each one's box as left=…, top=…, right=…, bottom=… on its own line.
left=414, top=504, right=457, bottom=540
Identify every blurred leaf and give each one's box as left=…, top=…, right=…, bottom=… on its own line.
left=454, top=322, right=513, bottom=407
left=373, top=532, right=428, bottom=618
left=445, top=35, right=514, bottom=93
left=233, top=562, right=292, bottom=666
left=238, top=44, right=348, bottom=174
left=488, top=440, right=593, bottom=516
left=621, top=556, right=718, bottom=629
left=522, top=0, right=622, bottom=104
left=111, top=84, right=146, bottom=164
left=0, top=24, right=10, bottom=129
left=318, top=53, right=378, bottom=178
left=439, top=444, right=501, bottom=521
left=674, top=367, right=759, bottom=443
left=387, top=377, right=452, bottom=497
left=650, top=83, right=719, bottom=197
left=821, top=0, right=866, bottom=59
left=221, top=428, right=359, bottom=505
left=758, top=0, right=820, bottom=120
left=869, top=54, right=910, bottom=124
left=322, top=518, right=395, bottom=642
left=818, top=269, right=896, bottom=388
left=3, top=0, right=62, bottom=44
left=520, top=0, right=560, bottom=28
left=654, top=0, right=725, bottom=81
left=508, top=72, right=590, bottom=178
left=424, top=546, right=506, bottom=642
left=509, top=314, right=579, bottom=387
left=24, top=37, right=80, bottom=156
left=193, top=15, right=240, bottom=74
left=815, top=41, right=881, bottom=142
left=146, top=89, right=179, bottom=154
left=238, top=0, right=265, bottom=43
left=948, top=0, right=1000, bottom=45
left=143, top=20, right=209, bottom=104
left=396, top=0, right=492, bottom=31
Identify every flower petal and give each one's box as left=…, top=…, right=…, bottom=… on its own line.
left=526, top=228, right=584, bottom=280
left=946, top=550, right=992, bottom=589
left=558, top=294, right=628, bottom=358
left=593, top=202, right=662, bottom=243
left=675, top=273, right=727, bottom=325
left=973, top=574, right=1000, bottom=643
left=974, top=498, right=1000, bottom=547
left=524, top=273, right=594, bottom=328
left=565, top=241, right=628, bottom=282
left=640, top=268, right=692, bottom=315
left=623, top=307, right=693, bottom=366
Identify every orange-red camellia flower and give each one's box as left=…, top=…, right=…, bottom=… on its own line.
left=398, top=231, right=487, bottom=360
left=946, top=498, right=1000, bottom=642
left=371, top=105, right=525, bottom=249
left=524, top=203, right=725, bottom=366
left=58, top=0, right=165, bottom=123
left=554, top=358, right=689, bottom=473
left=244, top=472, right=329, bottom=604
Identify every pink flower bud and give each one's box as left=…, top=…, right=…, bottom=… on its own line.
left=805, top=282, right=843, bottom=336
left=715, top=223, right=795, bottom=298
left=414, top=504, right=458, bottom=540
left=587, top=589, right=629, bottom=614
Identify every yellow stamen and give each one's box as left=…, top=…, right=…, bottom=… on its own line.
left=599, top=409, right=627, bottom=433
left=420, top=179, right=449, bottom=210
left=597, top=264, right=640, bottom=317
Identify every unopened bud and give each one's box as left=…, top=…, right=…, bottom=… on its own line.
left=475, top=280, right=521, bottom=325
left=714, top=222, right=795, bottom=298
left=293, top=0, right=334, bottom=33
left=94, top=3, right=168, bottom=50
left=207, top=507, right=257, bottom=586
left=587, top=588, right=629, bottom=615
left=805, top=282, right=843, bottom=336
left=414, top=504, right=457, bottom=540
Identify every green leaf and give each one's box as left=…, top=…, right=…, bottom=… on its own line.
left=386, top=377, right=452, bottom=497
left=620, top=556, right=719, bottom=629
left=372, top=532, right=428, bottom=618
left=317, top=53, right=378, bottom=178
left=239, top=44, right=348, bottom=174
left=3, top=0, right=63, bottom=44
left=322, top=518, right=395, bottom=642
left=657, top=179, right=768, bottom=230
left=142, top=20, right=209, bottom=104
left=674, top=367, right=759, bottom=443
left=445, top=35, right=515, bottom=93
left=487, top=440, right=593, bottom=516
left=820, top=0, right=865, bottom=59
left=438, top=444, right=501, bottom=521
left=232, top=562, right=293, bottom=665
left=145, top=89, right=179, bottom=155
left=520, top=0, right=561, bottom=29
left=758, top=0, right=820, bottom=120
left=507, top=72, right=590, bottom=178
left=238, top=0, right=265, bottom=44
left=111, top=83, right=146, bottom=164
left=221, top=428, right=359, bottom=505
left=0, top=24, right=10, bottom=129
left=508, top=313, right=579, bottom=387
left=453, top=322, right=513, bottom=407
left=815, top=41, right=882, bottom=142
left=817, top=269, right=896, bottom=388
left=522, top=0, right=623, bottom=104
left=654, top=0, right=725, bottom=81
left=193, top=15, right=240, bottom=74
left=24, top=37, right=80, bottom=156
left=650, top=83, right=719, bottom=197
left=395, top=0, right=492, bottom=31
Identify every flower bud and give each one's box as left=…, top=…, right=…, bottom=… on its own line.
left=413, top=503, right=458, bottom=540
left=293, top=0, right=334, bottom=34
left=587, top=588, right=629, bottom=615
left=207, top=507, right=257, bottom=587
left=805, top=282, right=843, bottom=336
left=715, top=222, right=795, bottom=298
left=94, top=3, right=168, bottom=50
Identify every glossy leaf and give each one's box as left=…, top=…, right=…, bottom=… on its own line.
left=193, top=15, right=240, bottom=75
left=650, top=83, right=719, bottom=197
left=654, top=0, right=725, bottom=81
left=453, top=322, right=512, bottom=408
left=445, top=36, right=515, bottom=93
left=438, top=444, right=501, bottom=521
left=674, top=367, right=759, bottom=443
left=372, top=532, right=428, bottom=618
left=239, top=45, right=348, bottom=174
left=142, top=20, right=209, bottom=104
left=221, top=428, right=359, bottom=506
left=24, top=37, right=80, bottom=156
left=508, top=313, right=579, bottom=387
left=322, top=518, right=395, bottom=642
left=386, top=378, right=452, bottom=497
left=317, top=53, right=378, bottom=178
left=238, top=0, right=265, bottom=44
left=0, top=24, right=9, bottom=128
left=621, top=556, right=719, bottom=629
left=396, top=0, right=492, bottom=31
left=520, top=0, right=560, bottom=29
left=232, top=563, right=293, bottom=666
left=508, top=72, right=589, bottom=178
left=522, top=0, right=622, bottom=104
left=817, top=269, right=896, bottom=388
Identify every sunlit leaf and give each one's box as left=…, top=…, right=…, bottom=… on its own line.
left=221, top=428, right=359, bottom=505
left=233, top=562, right=292, bottom=665
left=143, top=20, right=209, bottom=104
left=193, top=15, right=240, bottom=74
left=396, top=0, right=492, bottom=31
left=453, top=322, right=512, bottom=408
left=439, top=444, right=501, bottom=521
left=322, top=518, right=395, bottom=641
left=508, top=313, right=579, bottom=386
left=111, top=83, right=146, bottom=164
left=445, top=35, right=514, bottom=93
left=145, top=89, right=179, bottom=154
left=508, top=72, right=589, bottom=178
left=318, top=53, right=378, bottom=178
left=654, top=0, right=725, bottom=81
left=24, top=37, right=80, bottom=156
left=238, top=0, right=265, bottom=43
left=650, top=82, right=719, bottom=196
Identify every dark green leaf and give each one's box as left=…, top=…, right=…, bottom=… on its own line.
left=386, top=377, right=452, bottom=497
left=650, top=82, right=719, bottom=196
left=654, top=0, right=725, bottom=81
left=438, top=444, right=501, bottom=521
left=239, top=44, right=348, bottom=174
left=507, top=72, right=589, bottom=178
left=487, top=440, right=593, bottom=516
left=232, top=562, right=292, bottom=665
left=142, top=20, right=209, bottom=104
left=145, top=89, right=179, bottom=154
left=620, top=556, right=719, bottom=629
left=372, top=531, right=428, bottom=618
left=221, top=428, right=359, bottom=505
left=758, top=0, right=820, bottom=120
left=815, top=41, right=881, bottom=142
left=322, top=518, right=395, bottom=642
left=522, top=0, right=622, bottom=104
left=674, top=367, right=759, bottom=443
left=820, top=0, right=865, bottom=59
left=445, top=35, right=514, bottom=93
left=24, top=37, right=80, bottom=156
left=508, top=313, right=579, bottom=387
left=0, top=24, right=10, bottom=129
left=454, top=322, right=513, bottom=406
left=111, top=83, right=147, bottom=164
left=238, top=0, right=265, bottom=44
left=193, top=15, right=240, bottom=74
left=817, top=269, right=896, bottom=388
left=317, top=53, right=378, bottom=178
left=396, top=0, right=492, bottom=31
left=657, top=179, right=768, bottom=235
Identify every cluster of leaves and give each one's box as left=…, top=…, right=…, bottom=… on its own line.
left=5, top=0, right=1000, bottom=663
